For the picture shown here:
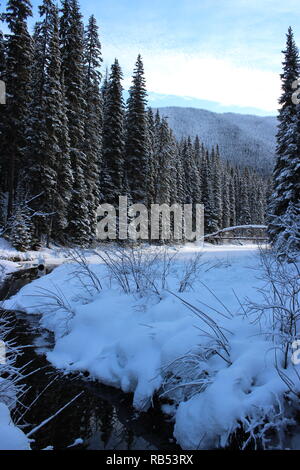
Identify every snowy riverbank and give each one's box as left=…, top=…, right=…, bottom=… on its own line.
left=3, top=242, right=300, bottom=449
left=0, top=404, right=30, bottom=450
left=0, top=260, right=31, bottom=450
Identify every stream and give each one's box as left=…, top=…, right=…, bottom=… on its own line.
left=1, top=267, right=180, bottom=451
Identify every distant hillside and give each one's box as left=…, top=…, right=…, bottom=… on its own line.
left=157, top=107, right=277, bottom=173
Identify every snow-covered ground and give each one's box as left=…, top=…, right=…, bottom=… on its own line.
left=0, top=236, right=72, bottom=267
left=0, top=259, right=19, bottom=277
left=2, top=242, right=300, bottom=450
left=0, top=239, right=32, bottom=450
left=0, top=404, right=30, bottom=450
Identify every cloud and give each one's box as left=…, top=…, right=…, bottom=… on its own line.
left=104, top=46, right=281, bottom=112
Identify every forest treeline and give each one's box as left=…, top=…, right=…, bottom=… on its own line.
left=0, top=0, right=270, bottom=250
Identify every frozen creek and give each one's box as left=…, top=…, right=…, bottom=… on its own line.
left=1, top=267, right=179, bottom=451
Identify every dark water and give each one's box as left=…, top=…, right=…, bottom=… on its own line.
left=1, top=269, right=180, bottom=451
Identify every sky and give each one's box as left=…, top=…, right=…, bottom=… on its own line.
left=4, top=0, right=300, bottom=116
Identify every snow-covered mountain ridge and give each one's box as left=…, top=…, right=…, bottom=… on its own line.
left=157, top=107, right=277, bottom=173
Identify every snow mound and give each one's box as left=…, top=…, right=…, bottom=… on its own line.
left=0, top=403, right=30, bottom=450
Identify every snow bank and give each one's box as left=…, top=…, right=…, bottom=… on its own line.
left=0, top=403, right=30, bottom=450
left=174, top=334, right=287, bottom=449
left=0, top=236, right=71, bottom=266
left=3, top=244, right=298, bottom=449
left=0, top=259, right=19, bottom=281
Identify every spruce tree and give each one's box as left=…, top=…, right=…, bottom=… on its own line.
left=194, top=135, right=202, bottom=167
left=202, top=150, right=218, bottom=234
left=25, top=1, right=73, bottom=244
left=102, top=59, right=125, bottom=205
left=211, top=145, right=222, bottom=230
left=175, top=142, right=186, bottom=206
left=268, top=27, right=300, bottom=250
left=238, top=168, right=252, bottom=226
left=145, top=107, right=157, bottom=206
left=9, top=205, right=33, bottom=251
left=101, top=66, right=109, bottom=109
left=60, top=0, right=90, bottom=245
left=275, top=202, right=300, bottom=254
left=249, top=173, right=266, bottom=225
left=229, top=167, right=236, bottom=227
left=222, top=163, right=231, bottom=229
left=83, top=14, right=103, bottom=240
left=182, top=137, right=201, bottom=205
left=125, top=55, right=148, bottom=205
left=8, top=181, right=34, bottom=250
left=155, top=118, right=174, bottom=205
left=49, top=14, right=73, bottom=240
left=25, top=10, right=55, bottom=241
left=2, top=0, right=33, bottom=219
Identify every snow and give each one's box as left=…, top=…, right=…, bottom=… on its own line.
left=174, top=331, right=287, bottom=449
left=0, top=403, right=30, bottom=450
left=0, top=238, right=34, bottom=450
left=0, top=237, right=72, bottom=267
left=2, top=242, right=299, bottom=449
left=0, top=259, right=19, bottom=280
left=67, top=438, right=83, bottom=448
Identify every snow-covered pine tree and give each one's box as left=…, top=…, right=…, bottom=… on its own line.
left=8, top=183, right=34, bottom=250
left=201, top=149, right=218, bottom=234
left=194, top=135, right=202, bottom=167
left=101, top=66, right=109, bottom=120
left=145, top=107, right=158, bottom=206
left=181, top=139, right=189, bottom=204
left=25, top=0, right=73, bottom=245
left=221, top=163, right=231, bottom=229
left=211, top=145, right=223, bottom=230
left=148, top=114, right=179, bottom=241
left=125, top=55, right=148, bottom=205
left=60, top=0, right=90, bottom=245
left=83, top=14, right=103, bottom=240
left=150, top=109, right=162, bottom=203
left=274, top=202, right=300, bottom=255
left=175, top=141, right=186, bottom=206
left=9, top=205, right=33, bottom=251
left=155, top=117, right=174, bottom=206
left=229, top=167, right=237, bottom=227
left=2, top=0, right=33, bottom=219
left=102, top=59, right=125, bottom=206
left=194, top=135, right=203, bottom=198
left=234, top=166, right=242, bottom=224
left=268, top=27, right=300, bottom=251
left=249, top=172, right=266, bottom=225
left=46, top=5, right=73, bottom=241
left=182, top=137, right=201, bottom=205
left=168, top=129, right=179, bottom=207
left=101, top=66, right=108, bottom=94
left=25, top=6, right=56, bottom=241
left=238, top=168, right=252, bottom=226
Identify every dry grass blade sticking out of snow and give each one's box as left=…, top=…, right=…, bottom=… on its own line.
left=248, top=246, right=300, bottom=370
left=0, top=310, right=27, bottom=409
left=159, top=290, right=233, bottom=405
